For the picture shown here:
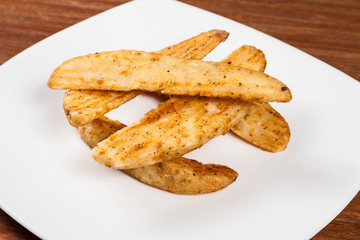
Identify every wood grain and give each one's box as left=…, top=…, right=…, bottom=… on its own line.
left=0, top=0, right=359, bottom=239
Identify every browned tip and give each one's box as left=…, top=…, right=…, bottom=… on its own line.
left=211, top=29, right=230, bottom=41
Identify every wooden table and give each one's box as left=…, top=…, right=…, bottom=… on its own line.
left=0, top=0, right=359, bottom=239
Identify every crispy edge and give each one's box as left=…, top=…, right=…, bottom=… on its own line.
left=78, top=116, right=238, bottom=194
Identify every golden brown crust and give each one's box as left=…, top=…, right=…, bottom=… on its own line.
left=48, top=50, right=291, bottom=102
left=62, top=29, right=229, bottom=127
left=78, top=116, right=238, bottom=195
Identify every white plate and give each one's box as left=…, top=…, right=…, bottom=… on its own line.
left=1, top=0, right=359, bottom=239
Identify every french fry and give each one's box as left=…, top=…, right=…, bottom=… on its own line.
left=222, top=46, right=290, bottom=152
left=48, top=50, right=291, bottom=102
left=63, top=29, right=229, bottom=127
left=78, top=116, right=238, bottom=194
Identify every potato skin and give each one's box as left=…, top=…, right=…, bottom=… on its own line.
left=124, top=158, right=238, bottom=195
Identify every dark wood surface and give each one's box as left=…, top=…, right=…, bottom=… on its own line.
left=0, top=0, right=359, bottom=239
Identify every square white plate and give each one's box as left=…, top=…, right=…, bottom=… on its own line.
left=0, top=0, right=359, bottom=239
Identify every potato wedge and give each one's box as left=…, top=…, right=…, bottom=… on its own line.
left=48, top=50, right=291, bottom=102
left=125, top=158, right=238, bottom=195
left=63, top=29, right=229, bottom=127
left=222, top=46, right=290, bottom=152
left=91, top=96, right=250, bottom=169
left=78, top=116, right=238, bottom=194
